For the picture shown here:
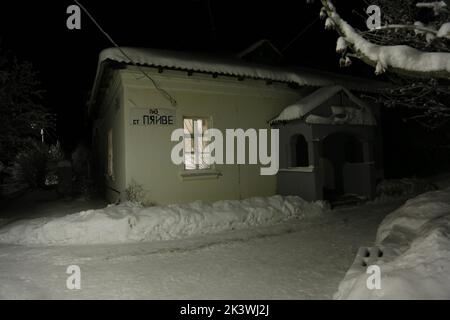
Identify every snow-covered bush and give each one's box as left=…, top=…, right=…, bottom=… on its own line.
left=125, top=180, right=152, bottom=206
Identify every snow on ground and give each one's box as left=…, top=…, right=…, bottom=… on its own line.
left=6, top=185, right=444, bottom=300
left=334, top=188, right=450, bottom=299
left=0, top=200, right=400, bottom=299
left=0, top=196, right=326, bottom=246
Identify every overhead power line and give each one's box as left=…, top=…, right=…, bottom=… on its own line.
left=74, top=0, right=178, bottom=107
left=282, top=17, right=320, bottom=53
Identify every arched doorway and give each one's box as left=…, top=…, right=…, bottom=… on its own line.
left=321, top=132, right=364, bottom=201
left=290, top=134, right=309, bottom=167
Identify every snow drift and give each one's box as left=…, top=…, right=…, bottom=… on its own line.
left=0, top=196, right=326, bottom=246
left=335, top=188, right=450, bottom=299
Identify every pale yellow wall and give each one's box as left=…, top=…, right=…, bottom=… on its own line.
left=119, top=67, right=303, bottom=205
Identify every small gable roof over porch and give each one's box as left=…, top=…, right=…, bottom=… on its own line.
left=270, top=85, right=377, bottom=126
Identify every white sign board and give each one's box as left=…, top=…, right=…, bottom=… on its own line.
left=130, top=108, right=176, bottom=126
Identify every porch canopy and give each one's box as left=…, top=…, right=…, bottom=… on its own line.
left=270, top=85, right=377, bottom=126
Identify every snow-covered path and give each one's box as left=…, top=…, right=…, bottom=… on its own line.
left=0, top=200, right=402, bottom=300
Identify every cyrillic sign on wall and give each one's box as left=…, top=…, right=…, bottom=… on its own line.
left=130, top=108, right=176, bottom=126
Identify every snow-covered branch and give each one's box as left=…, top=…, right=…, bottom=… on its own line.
left=369, top=24, right=437, bottom=36
left=363, top=22, right=450, bottom=43
left=417, top=1, right=448, bottom=15
left=321, top=0, right=450, bottom=79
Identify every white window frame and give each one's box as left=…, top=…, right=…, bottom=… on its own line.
left=182, top=116, right=213, bottom=172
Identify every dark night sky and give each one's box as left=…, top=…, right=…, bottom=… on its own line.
left=0, top=0, right=376, bottom=150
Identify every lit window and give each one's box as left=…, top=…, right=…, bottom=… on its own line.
left=107, top=129, right=114, bottom=178
left=183, top=117, right=212, bottom=170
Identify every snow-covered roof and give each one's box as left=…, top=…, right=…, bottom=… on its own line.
left=270, top=85, right=377, bottom=125
left=90, top=47, right=389, bottom=107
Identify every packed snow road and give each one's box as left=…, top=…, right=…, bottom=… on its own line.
left=0, top=200, right=402, bottom=300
